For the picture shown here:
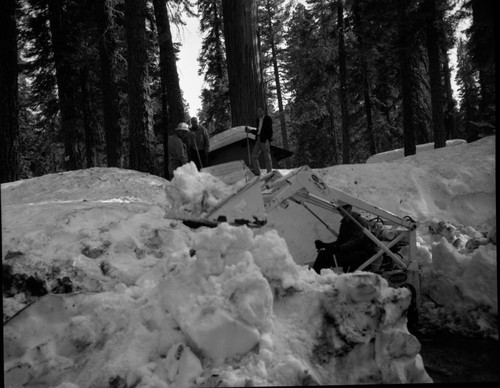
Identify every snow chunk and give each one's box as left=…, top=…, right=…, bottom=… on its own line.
left=161, top=223, right=279, bottom=362
left=164, top=162, right=246, bottom=217
left=431, top=237, right=469, bottom=277
left=183, top=307, right=260, bottom=362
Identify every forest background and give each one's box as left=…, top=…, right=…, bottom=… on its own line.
left=0, top=0, right=495, bottom=182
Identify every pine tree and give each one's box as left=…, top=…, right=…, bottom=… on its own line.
left=0, top=0, right=20, bottom=182
left=467, top=0, right=495, bottom=134
left=258, top=0, right=292, bottom=167
left=124, top=0, right=154, bottom=172
left=222, top=0, right=264, bottom=126
left=153, top=0, right=187, bottom=178
left=397, top=0, right=417, bottom=156
left=283, top=3, right=338, bottom=167
left=337, top=0, right=350, bottom=164
left=349, top=0, right=402, bottom=156
left=198, top=0, right=231, bottom=134
left=455, top=38, right=481, bottom=142
left=17, top=1, right=61, bottom=177
left=47, top=0, right=86, bottom=170
left=97, top=0, right=122, bottom=167
left=423, top=0, right=446, bottom=148
left=351, top=0, right=376, bottom=156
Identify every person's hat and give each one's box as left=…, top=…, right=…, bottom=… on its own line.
left=175, top=122, right=189, bottom=131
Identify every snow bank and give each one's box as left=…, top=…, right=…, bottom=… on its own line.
left=318, top=136, right=497, bottom=339
left=2, top=136, right=496, bottom=386
left=366, top=139, right=467, bottom=163
left=320, top=136, right=495, bottom=228
left=2, top=173, right=432, bottom=386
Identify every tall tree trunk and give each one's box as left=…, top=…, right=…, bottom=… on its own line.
left=80, top=65, right=96, bottom=167
left=97, top=0, right=122, bottom=167
left=337, top=0, right=350, bottom=164
left=326, top=94, right=339, bottom=165
left=352, top=0, right=376, bottom=156
left=424, top=0, right=446, bottom=149
left=153, top=0, right=185, bottom=179
left=125, top=0, right=153, bottom=173
left=398, top=0, right=416, bottom=156
left=48, top=0, right=84, bottom=170
left=222, top=0, right=264, bottom=126
left=0, top=0, right=19, bottom=183
left=266, top=0, right=290, bottom=167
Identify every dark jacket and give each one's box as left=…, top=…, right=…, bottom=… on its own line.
left=189, top=125, right=210, bottom=151
left=336, top=212, right=376, bottom=256
left=168, top=133, right=188, bottom=176
left=249, top=115, right=273, bottom=143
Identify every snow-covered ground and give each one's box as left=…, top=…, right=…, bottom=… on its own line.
left=365, top=139, right=467, bottom=164
left=2, top=135, right=496, bottom=387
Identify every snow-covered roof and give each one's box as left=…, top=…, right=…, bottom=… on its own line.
left=209, top=126, right=255, bottom=152
left=209, top=126, right=293, bottom=162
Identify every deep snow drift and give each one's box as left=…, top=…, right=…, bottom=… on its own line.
left=2, top=136, right=496, bottom=387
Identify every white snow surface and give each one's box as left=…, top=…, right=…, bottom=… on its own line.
left=1, top=136, right=497, bottom=387
left=365, top=139, right=467, bottom=163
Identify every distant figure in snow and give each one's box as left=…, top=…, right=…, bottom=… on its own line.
left=245, top=106, right=273, bottom=175
left=312, top=202, right=376, bottom=273
left=168, top=122, right=190, bottom=178
left=188, top=117, right=210, bottom=170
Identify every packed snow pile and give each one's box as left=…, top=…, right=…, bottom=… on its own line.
left=2, top=214, right=430, bottom=386
left=366, top=139, right=467, bottom=163
left=318, top=135, right=497, bottom=338
left=319, top=136, right=495, bottom=228
left=2, top=135, right=496, bottom=386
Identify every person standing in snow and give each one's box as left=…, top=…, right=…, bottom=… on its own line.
left=188, top=117, right=210, bottom=170
left=312, top=202, right=376, bottom=273
left=245, top=106, right=273, bottom=176
left=168, top=122, right=190, bottom=178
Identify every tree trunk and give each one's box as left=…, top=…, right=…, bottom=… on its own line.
left=352, top=0, right=376, bottom=156
left=80, top=65, right=96, bottom=167
left=153, top=0, right=186, bottom=179
left=0, top=0, right=19, bottom=183
left=398, top=0, right=416, bottom=156
left=97, top=0, right=122, bottom=167
left=266, top=0, right=290, bottom=167
left=222, top=0, right=264, bottom=126
left=326, top=95, right=339, bottom=165
left=48, top=0, right=84, bottom=171
left=337, top=0, right=350, bottom=164
left=125, top=0, right=153, bottom=173
left=424, top=0, right=446, bottom=149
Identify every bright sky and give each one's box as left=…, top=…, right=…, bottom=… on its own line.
left=176, top=15, right=205, bottom=118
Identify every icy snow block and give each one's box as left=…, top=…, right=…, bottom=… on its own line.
left=183, top=308, right=260, bottom=362
left=335, top=272, right=383, bottom=303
